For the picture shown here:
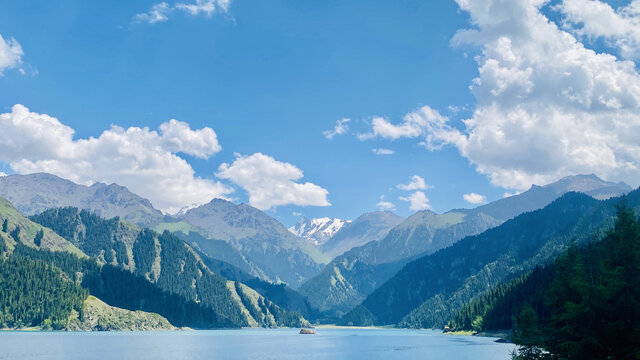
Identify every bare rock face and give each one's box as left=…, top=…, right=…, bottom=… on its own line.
left=0, top=173, right=164, bottom=227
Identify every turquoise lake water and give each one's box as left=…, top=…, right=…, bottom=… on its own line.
left=0, top=328, right=515, bottom=359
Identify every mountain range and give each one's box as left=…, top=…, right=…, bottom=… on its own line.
left=343, top=188, right=640, bottom=327
left=298, top=174, right=631, bottom=317
left=0, top=171, right=634, bottom=331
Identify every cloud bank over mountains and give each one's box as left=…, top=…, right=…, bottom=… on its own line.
left=0, top=105, right=329, bottom=213
left=360, top=0, right=640, bottom=192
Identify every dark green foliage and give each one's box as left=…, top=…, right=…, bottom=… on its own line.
left=33, top=229, right=44, bottom=247
left=29, top=207, right=308, bottom=328
left=2, top=219, right=7, bottom=232
left=9, top=226, right=20, bottom=243
left=196, top=245, right=318, bottom=321
left=352, top=190, right=639, bottom=327
left=132, top=229, right=156, bottom=276
left=449, top=267, right=554, bottom=331
left=245, top=278, right=318, bottom=321
left=83, top=265, right=234, bottom=328
left=338, top=305, right=375, bottom=326
left=14, top=243, right=237, bottom=328
left=452, top=203, right=640, bottom=359
left=0, top=253, right=88, bottom=329
left=113, top=238, right=128, bottom=266
left=30, top=207, right=125, bottom=263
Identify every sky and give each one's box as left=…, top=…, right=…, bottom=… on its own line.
left=0, top=0, right=639, bottom=225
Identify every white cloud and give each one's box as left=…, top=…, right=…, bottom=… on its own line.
left=0, top=172, right=6, bottom=177
left=323, top=118, right=350, bottom=139
left=176, top=0, right=230, bottom=16
left=397, top=175, right=429, bottom=191
left=0, top=34, right=23, bottom=75
left=400, top=191, right=431, bottom=211
left=559, top=0, right=640, bottom=60
left=463, top=192, right=487, bottom=204
left=134, top=2, right=172, bottom=23
left=376, top=201, right=396, bottom=211
left=135, top=0, right=230, bottom=24
left=292, top=211, right=303, bottom=217
left=372, top=148, right=394, bottom=155
left=0, top=104, right=231, bottom=213
left=361, top=0, right=640, bottom=191
left=216, top=152, right=330, bottom=210
left=358, top=106, right=455, bottom=143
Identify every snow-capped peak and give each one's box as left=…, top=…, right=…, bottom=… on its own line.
left=289, top=217, right=350, bottom=246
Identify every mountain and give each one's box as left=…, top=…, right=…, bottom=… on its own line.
left=289, top=217, right=349, bottom=246
left=174, top=198, right=329, bottom=288
left=342, top=188, right=639, bottom=328
left=300, top=175, right=631, bottom=318
left=0, top=196, right=82, bottom=255
left=0, top=173, right=164, bottom=227
left=29, top=206, right=309, bottom=328
left=320, top=211, right=405, bottom=258
left=448, top=205, right=640, bottom=359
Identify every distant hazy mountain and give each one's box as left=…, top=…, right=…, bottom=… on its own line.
left=343, top=188, right=640, bottom=328
left=289, top=217, right=349, bottom=246
left=175, top=198, right=329, bottom=288
left=299, top=174, right=631, bottom=317
left=0, top=173, right=164, bottom=227
left=320, top=211, right=405, bottom=259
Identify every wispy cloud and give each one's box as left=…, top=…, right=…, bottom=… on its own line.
left=372, top=148, right=394, bottom=155
left=0, top=34, right=24, bottom=75
left=323, top=118, right=350, bottom=139
left=134, top=0, right=230, bottom=24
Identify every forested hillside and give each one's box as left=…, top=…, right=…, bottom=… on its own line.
left=450, top=204, right=640, bottom=360
left=27, top=206, right=309, bottom=328
left=342, top=189, right=639, bottom=328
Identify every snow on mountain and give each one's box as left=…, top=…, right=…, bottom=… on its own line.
left=289, top=217, right=350, bottom=246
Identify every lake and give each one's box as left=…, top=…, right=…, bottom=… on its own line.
left=0, top=328, right=515, bottom=360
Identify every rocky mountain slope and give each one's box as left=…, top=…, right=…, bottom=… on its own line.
left=289, top=217, right=349, bottom=246
left=320, top=211, right=404, bottom=259
left=0, top=173, right=164, bottom=227
left=175, top=198, right=329, bottom=288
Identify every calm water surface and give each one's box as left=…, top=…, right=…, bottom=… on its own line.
left=0, top=328, right=514, bottom=360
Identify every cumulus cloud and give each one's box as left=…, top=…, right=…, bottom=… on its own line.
left=376, top=201, right=396, bottom=211
left=216, top=152, right=331, bottom=210
left=360, top=0, right=640, bottom=191
left=323, top=118, right=350, bottom=139
left=0, top=104, right=231, bottom=213
left=397, top=175, right=429, bottom=191
left=559, top=0, right=640, bottom=60
left=372, top=148, right=394, bottom=155
left=135, top=0, right=230, bottom=24
left=0, top=34, right=23, bottom=75
left=463, top=192, right=487, bottom=204
left=400, top=191, right=431, bottom=211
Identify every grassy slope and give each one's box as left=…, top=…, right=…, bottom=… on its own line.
left=67, top=296, right=176, bottom=331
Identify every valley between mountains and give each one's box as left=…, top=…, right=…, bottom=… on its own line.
left=0, top=172, right=635, bottom=333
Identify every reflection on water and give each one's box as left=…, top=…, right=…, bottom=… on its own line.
left=0, top=328, right=515, bottom=360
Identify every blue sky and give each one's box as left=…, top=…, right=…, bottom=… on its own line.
left=1, top=0, right=639, bottom=225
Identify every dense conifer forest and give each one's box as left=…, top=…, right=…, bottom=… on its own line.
left=449, top=204, right=640, bottom=359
